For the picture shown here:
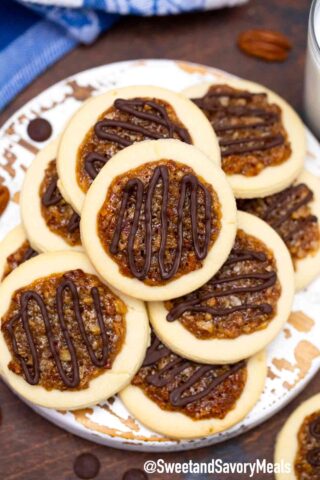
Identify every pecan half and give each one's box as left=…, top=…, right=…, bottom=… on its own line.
left=0, top=185, right=10, bottom=216
left=238, top=29, right=292, bottom=62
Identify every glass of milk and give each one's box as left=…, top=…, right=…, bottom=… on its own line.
left=305, top=0, right=320, bottom=138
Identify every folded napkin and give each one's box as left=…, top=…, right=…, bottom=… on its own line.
left=0, top=0, right=247, bottom=110
left=23, top=1, right=247, bottom=16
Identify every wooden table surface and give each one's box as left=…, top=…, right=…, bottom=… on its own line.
left=0, top=0, right=318, bottom=479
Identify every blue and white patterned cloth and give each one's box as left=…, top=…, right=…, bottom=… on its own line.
left=0, top=0, right=247, bottom=110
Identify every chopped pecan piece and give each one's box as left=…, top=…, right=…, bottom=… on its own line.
left=0, top=185, right=10, bottom=215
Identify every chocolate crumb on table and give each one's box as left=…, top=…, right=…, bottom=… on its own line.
left=122, top=468, right=149, bottom=480
left=27, top=117, right=52, bottom=142
left=73, top=452, right=101, bottom=479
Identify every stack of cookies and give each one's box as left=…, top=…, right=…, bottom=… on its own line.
left=0, top=79, right=319, bottom=442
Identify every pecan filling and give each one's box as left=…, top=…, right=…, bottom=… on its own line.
left=1, top=269, right=126, bottom=391
left=165, top=229, right=281, bottom=339
left=98, top=160, right=221, bottom=286
left=40, top=160, right=81, bottom=246
left=77, top=97, right=191, bottom=192
left=238, top=183, right=320, bottom=265
left=192, top=84, right=291, bottom=176
left=295, top=411, right=320, bottom=479
left=133, top=334, right=247, bottom=419
left=2, top=241, right=37, bottom=280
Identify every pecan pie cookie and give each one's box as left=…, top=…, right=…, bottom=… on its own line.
left=238, top=170, right=320, bottom=291
left=120, top=333, right=266, bottom=439
left=183, top=78, right=305, bottom=199
left=0, top=225, right=37, bottom=281
left=275, top=394, right=320, bottom=479
left=81, top=139, right=237, bottom=301
left=57, top=85, right=220, bottom=213
left=0, top=251, right=149, bottom=410
left=20, top=139, right=82, bottom=253
left=148, top=212, right=294, bottom=364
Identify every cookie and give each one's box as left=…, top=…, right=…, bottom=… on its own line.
left=20, top=139, right=82, bottom=253
left=275, top=393, right=320, bottom=479
left=238, top=170, right=320, bottom=291
left=148, top=211, right=294, bottom=364
left=81, top=139, right=237, bottom=301
left=0, top=251, right=149, bottom=410
left=57, top=85, right=221, bottom=213
left=183, top=78, right=305, bottom=198
left=0, top=225, right=37, bottom=281
left=120, top=333, right=266, bottom=439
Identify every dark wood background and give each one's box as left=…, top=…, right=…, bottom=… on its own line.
left=0, top=0, right=318, bottom=479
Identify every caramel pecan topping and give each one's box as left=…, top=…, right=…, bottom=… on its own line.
left=133, top=333, right=247, bottom=419
left=238, top=29, right=292, bottom=62
left=40, top=160, right=81, bottom=246
left=0, top=185, right=10, bottom=216
left=2, top=241, right=38, bottom=281
left=165, top=229, right=281, bottom=339
left=98, top=160, right=221, bottom=286
left=2, top=270, right=126, bottom=391
left=238, top=183, right=320, bottom=264
left=295, top=411, right=320, bottom=478
left=192, top=84, right=291, bottom=177
left=109, top=165, right=212, bottom=281
left=77, top=97, right=192, bottom=192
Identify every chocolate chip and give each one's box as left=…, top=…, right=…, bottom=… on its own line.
left=27, top=118, right=52, bottom=142
left=122, top=469, right=148, bottom=480
left=73, top=453, right=100, bottom=479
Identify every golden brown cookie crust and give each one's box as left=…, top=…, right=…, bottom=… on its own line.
left=0, top=251, right=150, bottom=410
left=120, top=350, right=266, bottom=439
left=20, top=139, right=83, bottom=253
left=275, top=394, right=320, bottom=480
left=183, top=78, right=305, bottom=199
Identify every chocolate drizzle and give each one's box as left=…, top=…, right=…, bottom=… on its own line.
left=41, top=167, right=81, bottom=236
left=167, top=248, right=276, bottom=322
left=259, top=184, right=314, bottom=232
left=84, top=152, right=110, bottom=180
left=307, top=448, right=320, bottom=467
left=67, top=212, right=81, bottom=233
left=306, top=416, right=320, bottom=467
left=22, top=247, right=38, bottom=262
left=219, top=134, right=284, bottom=156
left=238, top=183, right=318, bottom=246
left=84, top=98, right=192, bottom=180
left=192, top=87, right=285, bottom=157
left=5, top=278, right=109, bottom=388
left=310, top=417, right=320, bottom=440
left=110, top=165, right=212, bottom=281
left=94, top=98, right=191, bottom=147
left=142, top=336, right=245, bottom=407
left=41, top=177, right=62, bottom=206
left=142, top=336, right=170, bottom=367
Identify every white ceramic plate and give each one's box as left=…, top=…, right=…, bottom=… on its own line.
left=1, top=59, right=320, bottom=452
